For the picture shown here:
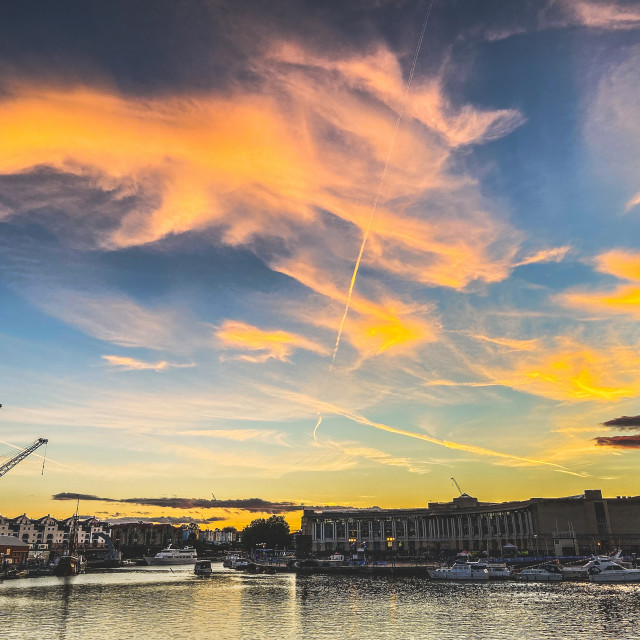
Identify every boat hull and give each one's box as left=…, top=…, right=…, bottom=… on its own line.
left=144, top=556, right=198, bottom=566
left=52, top=555, right=84, bottom=577
left=589, top=573, right=640, bottom=583
left=428, top=570, right=489, bottom=580
left=516, top=573, right=562, bottom=582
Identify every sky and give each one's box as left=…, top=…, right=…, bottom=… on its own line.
left=1, top=0, right=640, bottom=530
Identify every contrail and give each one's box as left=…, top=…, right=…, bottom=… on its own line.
left=315, top=0, right=435, bottom=443
left=326, top=405, right=569, bottom=470
left=270, top=385, right=573, bottom=472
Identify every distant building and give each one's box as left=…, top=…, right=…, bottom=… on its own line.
left=0, top=514, right=111, bottom=553
left=110, top=522, right=183, bottom=549
left=199, top=527, right=238, bottom=545
left=301, top=490, right=640, bottom=556
left=0, top=535, right=30, bottom=565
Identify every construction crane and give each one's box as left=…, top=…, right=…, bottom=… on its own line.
left=451, top=477, right=469, bottom=497
left=0, top=438, right=48, bottom=478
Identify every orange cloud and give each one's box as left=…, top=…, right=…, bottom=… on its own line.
left=0, top=42, right=525, bottom=292
left=498, top=340, right=640, bottom=402
left=216, top=320, right=328, bottom=362
left=271, top=256, right=438, bottom=358
left=560, top=250, right=640, bottom=318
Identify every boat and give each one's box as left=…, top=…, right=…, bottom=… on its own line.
left=516, top=564, right=563, bottom=582
left=428, top=560, right=489, bottom=580
left=468, top=560, right=512, bottom=579
left=144, top=545, right=198, bottom=566
left=52, top=500, right=85, bottom=577
left=52, top=555, right=86, bottom=577
left=586, top=553, right=640, bottom=583
left=194, top=560, right=213, bottom=576
left=223, top=553, right=239, bottom=568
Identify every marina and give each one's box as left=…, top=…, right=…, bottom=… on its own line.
left=2, top=564, right=640, bottom=640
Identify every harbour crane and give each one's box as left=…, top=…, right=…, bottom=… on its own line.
left=0, top=438, right=48, bottom=478
left=451, top=477, right=469, bottom=498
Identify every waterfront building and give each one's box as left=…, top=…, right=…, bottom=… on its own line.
left=301, top=489, right=640, bottom=557
left=110, top=522, right=183, bottom=548
left=200, top=526, right=239, bottom=545
left=0, top=514, right=111, bottom=552
left=0, top=535, right=30, bottom=565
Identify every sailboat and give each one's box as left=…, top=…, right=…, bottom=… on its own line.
left=53, top=499, right=86, bottom=576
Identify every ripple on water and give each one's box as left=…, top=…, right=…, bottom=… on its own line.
left=1, top=568, right=640, bottom=640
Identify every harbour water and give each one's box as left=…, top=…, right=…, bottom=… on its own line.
left=1, top=564, right=640, bottom=639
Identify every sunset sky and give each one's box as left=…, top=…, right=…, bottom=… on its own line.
left=2, top=0, right=640, bottom=530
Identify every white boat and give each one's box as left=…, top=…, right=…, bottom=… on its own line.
left=469, top=561, right=512, bottom=579
left=516, top=564, right=563, bottom=582
left=144, top=545, right=198, bottom=566
left=428, top=561, right=489, bottom=580
left=587, top=554, right=640, bottom=583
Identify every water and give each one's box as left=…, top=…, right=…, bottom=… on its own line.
left=1, top=564, right=640, bottom=639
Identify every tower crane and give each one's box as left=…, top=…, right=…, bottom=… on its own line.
left=0, top=438, right=48, bottom=478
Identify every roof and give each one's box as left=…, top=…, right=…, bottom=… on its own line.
left=0, top=535, right=29, bottom=548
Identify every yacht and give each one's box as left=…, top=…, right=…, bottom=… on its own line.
left=469, top=560, right=512, bottom=579
left=144, top=545, right=198, bottom=566
left=516, top=564, right=563, bottom=582
left=587, top=554, right=640, bottom=583
left=428, top=560, right=489, bottom=580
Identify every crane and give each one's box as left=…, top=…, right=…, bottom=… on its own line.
left=0, top=438, right=48, bottom=478
left=451, top=477, right=466, bottom=497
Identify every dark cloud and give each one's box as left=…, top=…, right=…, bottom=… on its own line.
left=52, top=493, right=304, bottom=513
left=0, top=166, right=149, bottom=248
left=52, top=493, right=359, bottom=513
left=106, top=515, right=226, bottom=525
left=602, top=415, right=640, bottom=429
left=594, top=435, right=640, bottom=449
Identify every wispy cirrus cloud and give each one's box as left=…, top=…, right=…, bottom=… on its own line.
left=562, top=1, right=640, bottom=31
left=102, top=355, right=195, bottom=372
left=514, top=246, right=571, bottom=267
left=215, top=320, right=329, bottom=363
left=559, top=250, right=640, bottom=318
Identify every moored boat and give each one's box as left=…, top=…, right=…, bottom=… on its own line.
left=144, top=545, right=198, bottom=566
left=587, top=554, right=640, bottom=583
left=516, top=564, right=563, bottom=582
left=52, top=555, right=85, bottom=577
left=468, top=560, right=512, bottom=579
left=428, top=560, right=489, bottom=580
left=194, top=560, right=213, bottom=576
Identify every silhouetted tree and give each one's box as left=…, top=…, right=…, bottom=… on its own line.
left=241, top=515, right=291, bottom=551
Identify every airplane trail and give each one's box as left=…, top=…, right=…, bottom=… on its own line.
left=315, top=0, right=435, bottom=443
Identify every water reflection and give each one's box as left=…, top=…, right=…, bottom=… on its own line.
left=1, top=566, right=640, bottom=639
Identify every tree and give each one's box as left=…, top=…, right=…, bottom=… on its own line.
left=242, top=515, right=291, bottom=551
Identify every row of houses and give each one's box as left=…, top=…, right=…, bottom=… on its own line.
left=0, top=514, right=240, bottom=555
left=0, top=514, right=111, bottom=551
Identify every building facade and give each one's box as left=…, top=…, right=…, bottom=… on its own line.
left=301, top=490, right=640, bottom=557
left=0, top=535, right=30, bottom=565
left=0, top=514, right=111, bottom=552
left=110, top=522, right=183, bottom=549
left=199, top=527, right=239, bottom=545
